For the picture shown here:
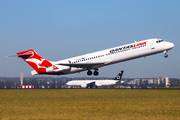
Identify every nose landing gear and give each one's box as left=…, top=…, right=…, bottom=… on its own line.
left=164, top=54, right=168, bottom=58
left=164, top=51, right=168, bottom=58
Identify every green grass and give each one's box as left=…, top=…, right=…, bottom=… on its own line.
left=0, top=89, right=180, bottom=120
left=159, top=86, right=180, bottom=89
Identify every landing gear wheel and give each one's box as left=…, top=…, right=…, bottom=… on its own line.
left=87, top=70, right=92, bottom=76
left=94, top=70, right=99, bottom=76
left=164, top=54, right=168, bottom=58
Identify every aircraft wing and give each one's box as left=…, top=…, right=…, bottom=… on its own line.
left=58, top=63, right=105, bottom=69
left=87, top=81, right=95, bottom=87
left=81, top=81, right=96, bottom=88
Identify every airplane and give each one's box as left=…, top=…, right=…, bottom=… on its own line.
left=66, top=71, right=124, bottom=88
left=13, top=38, right=174, bottom=76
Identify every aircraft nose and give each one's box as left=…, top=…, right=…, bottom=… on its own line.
left=164, top=42, right=174, bottom=51
left=66, top=82, right=69, bottom=85
left=169, top=42, right=174, bottom=49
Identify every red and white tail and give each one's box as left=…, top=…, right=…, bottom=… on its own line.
left=17, top=49, right=54, bottom=75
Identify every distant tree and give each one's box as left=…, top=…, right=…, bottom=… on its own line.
left=39, top=80, right=43, bottom=88
left=33, top=78, right=39, bottom=88
left=144, top=80, right=148, bottom=88
left=57, top=80, right=63, bottom=88
left=6, top=81, right=14, bottom=88
left=52, top=79, right=56, bottom=88
left=44, top=80, right=48, bottom=88
left=170, top=78, right=178, bottom=87
left=23, top=79, right=29, bottom=85
left=65, top=78, right=69, bottom=83
left=0, top=81, right=5, bottom=88
left=177, top=79, right=180, bottom=86
left=162, top=78, right=166, bottom=87
left=139, top=79, right=142, bottom=86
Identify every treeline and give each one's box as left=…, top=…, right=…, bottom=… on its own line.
left=0, top=77, right=180, bottom=89
left=0, top=76, right=112, bottom=89
left=0, top=77, right=68, bottom=89
left=169, top=78, right=180, bottom=87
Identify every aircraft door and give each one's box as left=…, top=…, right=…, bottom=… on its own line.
left=150, top=43, right=155, bottom=49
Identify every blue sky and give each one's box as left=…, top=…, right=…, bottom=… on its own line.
left=0, top=0, right=180, bottom=78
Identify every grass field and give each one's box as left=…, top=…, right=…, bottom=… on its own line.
left=0, top=89, right=180, bottom=120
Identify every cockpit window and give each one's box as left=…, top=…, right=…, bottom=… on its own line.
left=156, top=40, right=163, bottom=43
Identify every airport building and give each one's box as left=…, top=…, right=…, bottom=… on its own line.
left=157, top=77, right=169, bottom=87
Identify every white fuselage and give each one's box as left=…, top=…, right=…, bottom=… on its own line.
left=46, top=38, right=174, bottom=75
left=66, top=80, right=119, bottom=88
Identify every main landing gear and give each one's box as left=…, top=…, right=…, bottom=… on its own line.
left=87, top=70, right=92, bottom=75
left=87, top=69, right=99, bottom=76
left=164, top=51, right=168, bottom=58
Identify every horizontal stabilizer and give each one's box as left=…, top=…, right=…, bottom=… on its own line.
left=18, top=53, right=33, bottom=57
left=6, top=55, right=18, bottom=57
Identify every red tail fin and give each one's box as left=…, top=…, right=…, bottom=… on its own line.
left=17, top=49, right=53, bottom=74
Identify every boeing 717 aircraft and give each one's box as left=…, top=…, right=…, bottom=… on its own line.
left=14, top=38, right=174, bottom=76
left=66, top=71, right=124, bottom=88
